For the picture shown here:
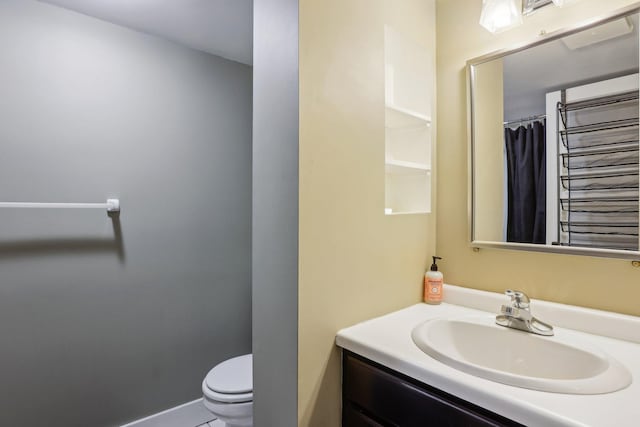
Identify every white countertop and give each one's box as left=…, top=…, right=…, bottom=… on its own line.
left=336, top=285, right=640, bottom=427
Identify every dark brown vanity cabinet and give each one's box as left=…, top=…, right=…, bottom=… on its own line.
left=342, top=351, right=524, bottom=427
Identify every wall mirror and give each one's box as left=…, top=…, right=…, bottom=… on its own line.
left=468, top=4, right=640, bottom=260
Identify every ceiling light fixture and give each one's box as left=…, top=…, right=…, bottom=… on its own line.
left=522, top=0, right=553, bottom=15
left=481, top=0, right=583, bottom=33
left=479, top=0, right=523, bottom=33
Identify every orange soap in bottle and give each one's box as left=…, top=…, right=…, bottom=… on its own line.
left=424, top=256, right=443, bottom=304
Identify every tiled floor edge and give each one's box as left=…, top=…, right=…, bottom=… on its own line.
left=120, top=398, right=214, bottom=427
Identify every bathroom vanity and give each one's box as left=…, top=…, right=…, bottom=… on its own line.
left=343, top=351, right=522, bottom=426
left=336, top=285, right=640, bottom=427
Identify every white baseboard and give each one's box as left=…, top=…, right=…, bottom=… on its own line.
left=120, top=398, right=215, bottom=427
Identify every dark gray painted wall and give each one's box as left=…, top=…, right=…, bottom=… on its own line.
left=252, top=0, right=299, bottom=425
left=0, top=1, right=252, bottom=426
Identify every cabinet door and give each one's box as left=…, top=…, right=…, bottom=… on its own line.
left=343, top=401, right=386, bottom=427
left=343, top=351, right=523, bottom=427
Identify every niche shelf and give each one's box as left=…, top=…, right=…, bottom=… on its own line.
left=385, top=159, right=431, bottom=173
left=384, top=25, right=433, bottom=215
left=385, top=104, right=431, bottom=130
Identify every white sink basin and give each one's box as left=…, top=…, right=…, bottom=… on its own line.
left=411, top=316, right=632, bottom=394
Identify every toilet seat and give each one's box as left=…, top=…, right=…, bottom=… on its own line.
left=203, top=354, right=253, bottom=403
left=203, top=381, right=253, bottom=403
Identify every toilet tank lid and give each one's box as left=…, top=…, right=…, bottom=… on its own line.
left=205, top=354, right=253, bottom=394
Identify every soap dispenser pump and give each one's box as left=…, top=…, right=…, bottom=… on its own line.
left=424, top=256, right=443, bottom=305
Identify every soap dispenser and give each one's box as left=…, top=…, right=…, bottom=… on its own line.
left=424, top=256, right=443, bottom=305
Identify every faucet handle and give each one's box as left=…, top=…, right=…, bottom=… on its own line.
left=500, top=304, right=532, bottom=321
left=505, top=289, right=530, bottom=309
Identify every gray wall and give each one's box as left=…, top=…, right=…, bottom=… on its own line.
left=0, top=1, right=252, bottom=426
left=252, top=0, right=299, bottom=425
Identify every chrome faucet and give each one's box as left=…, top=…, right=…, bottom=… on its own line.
left=495, top=290, right=554, bottom=336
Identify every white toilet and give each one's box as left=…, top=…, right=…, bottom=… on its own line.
left=202, top=354, right=253, bottom=427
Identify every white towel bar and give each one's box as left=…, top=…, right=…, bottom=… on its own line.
left=0, top=199, right=120, bottom=213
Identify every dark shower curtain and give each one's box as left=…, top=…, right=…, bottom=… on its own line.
left=505, top=121, right=546, bottom=244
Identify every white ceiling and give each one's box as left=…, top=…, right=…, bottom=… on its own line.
left=503, top=15, right=639, bottom=121
left=39, top=0, right=253, bottom=65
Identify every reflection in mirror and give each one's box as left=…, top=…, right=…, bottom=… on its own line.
left=470, top=7, right=640, bottom=259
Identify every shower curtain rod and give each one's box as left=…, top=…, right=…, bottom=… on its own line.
left=503, top=114, right=546, bottom=127
left=0, top=199, right=120, bottom=213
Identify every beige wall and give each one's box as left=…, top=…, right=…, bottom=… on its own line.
left=437, top=0, right=640, bottom=316
left=298, top=0, right=436, bottom=425
left=474, top=58, right=505, bottom=242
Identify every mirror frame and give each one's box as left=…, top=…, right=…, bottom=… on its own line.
left=467, top=2, right=640, bottom=260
